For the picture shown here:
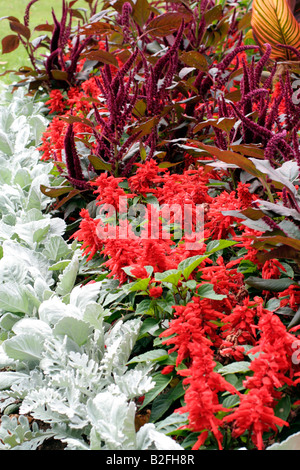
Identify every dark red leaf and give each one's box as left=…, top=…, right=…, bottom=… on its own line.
left=60, top=114, right=94, bottom=129
left=1, top=34, right=20, bottom=54
left=9, top=21, right=31, bottom=40
left=0, top=15, right=20, bottom=22
left=34, top=24, right=54, bottom=32
left=145, top=12, right=192, bottom=36
left=81, top=50, right=119, bottom=67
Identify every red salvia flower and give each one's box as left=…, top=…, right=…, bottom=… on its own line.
left=149, top=286, right=163, bottom=298
left=71, top=209, right=102, bottom=262
left=161, top=365, right=175, bottom=375
left=130, top=265, right=149, bottom=279
left=45, top=89, right=66, bottom=114
left=174, top=337, right=240, bottom=450
left=279, top=285, right=300, bottom=311
left=92, top=173, right=135, bottom=212
left=128, top=160, right=167, bottom=196
left=262, top=259, right=286, bottom=279
left=224, top=388, right=288, bottom=450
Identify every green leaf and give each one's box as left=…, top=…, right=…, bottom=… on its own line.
left=139, top=373, right=172, bottom=410
left=155, top=269, right=182, bottom=286
left=288, top=306, right=300, bottom=329
left=122, top=265, right=153, bottom=278
left=178, top=255, right=208, bottom=280
left=156, top=291, right=176, bottom=316
left=197, top=283, right=227, bottom=300
left=125, top=277, right=151, bottom=292
left=53, top=317, right=92, bottom=346
left=55, top=254, right=79, bottom=296
left=0, top=282, right=30, bottom=315
left=155, top=411, right=189, bottom=435
left=222, top=394, right=240, bottom=409
left=245, top=276, right=296, bottom=292
left=150, top=381, right=185, bottom=423
left=274, top=395, right=291, bottom=430
left=88, top=155, right=112, bottom=172
left=3, top=333, right=44, bottom=362
left=127, top=349, right=169, bottom=364
left=48, top=260, right=71, bottom=271
left=218, top=361, right=251, bottom=375
left=206, top=239, right=237, bottom=254
left=135, top=298, right=154, bottom=316
left=138, top=317, right=161, bottom=338
left=43, top=235, right=71, bottom=262
left=237, top=259, right=258, bottom=274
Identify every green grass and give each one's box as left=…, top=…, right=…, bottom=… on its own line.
left=0, top=0, right=90, bottom=83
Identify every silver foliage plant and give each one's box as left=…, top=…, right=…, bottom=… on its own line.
left=0, top=86, right=184, bottom=450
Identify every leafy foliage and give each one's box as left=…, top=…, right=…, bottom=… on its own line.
left=251, top=0, right=300, bottom=60
left=1, top=0, right=300, bottom=452
left=0, top=86, right=182, bottom=450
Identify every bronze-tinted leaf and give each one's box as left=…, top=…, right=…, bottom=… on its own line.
left=53, top=189, right=81, bottom=210
left=127, top=116, right=159, bottom=138
left=50, top=70, right=69, bottom=81
left=256, top=244, right=300, bottom=262
left=253, top=235, right=300, bottom=251
left=132, top=0, right=150, bottom=27
left=204, top=4, right=223, bottom=25
left=194, top=142, right=264, bottom=178
left=0, top=16, right=20, bottom=23
left=88, top=155, right=112, bottom=171
left=240, top=207, right=266, bottom=220
left=80, top=21, right=115, bottom=35
left=34, top=24, right=55, bottom=32
left=230, top=143, right=265, bottom=158
left=180, top=51, right=208, bottom=71
left=60, top=114, right=94, bottom=129
left=238, top=10, right=252, bottom=30
left=1, top=34, right=20, bottom=54
left=82, top=50, right=119, bottom=67
left=132, top=100, right=147, bottom=118
left=224, top=89, right=242, bottom=102
left=145, top=12, right=191, bottom=36
left=40, top=185, right=74, bottom=197
left=193, top=117, right=236, bottom=134
left=70, top=8, right=85, bottom=21
left=9, top=21, right=31, bottom=40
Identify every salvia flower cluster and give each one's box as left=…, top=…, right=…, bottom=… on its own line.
left=2, top=0, right=300, bottom=451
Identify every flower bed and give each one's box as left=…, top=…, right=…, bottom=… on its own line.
left=0, top=0, right=300, bottom=451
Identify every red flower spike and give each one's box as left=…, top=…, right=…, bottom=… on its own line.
left=149, top=286, right=163, bottom=298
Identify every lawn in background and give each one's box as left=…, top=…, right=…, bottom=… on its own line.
left=0, top=0, right=89, bottom=83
